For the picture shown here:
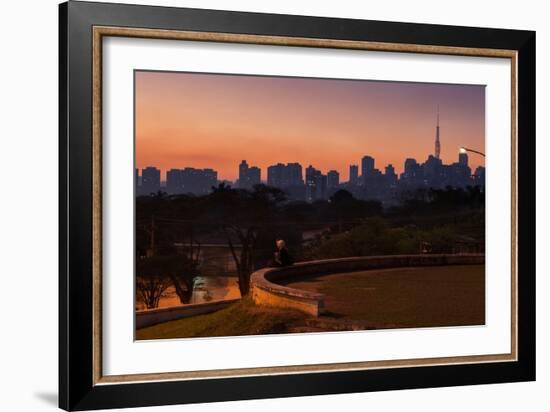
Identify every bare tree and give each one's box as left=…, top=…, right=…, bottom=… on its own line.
left=208, top=183, right=286, bottom=296
left=137, top=253, right=200, bottom=308
left=169, top=237, right=201, bottom=304
left=223, top=225, right=257, bottom=296
left=136, top=269, right=171, bottom=310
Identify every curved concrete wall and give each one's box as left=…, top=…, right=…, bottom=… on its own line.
left=251, top=254, right=484, bottom=316
left=136, top=299, right=239, bottom=330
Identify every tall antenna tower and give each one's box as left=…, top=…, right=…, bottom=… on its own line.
left=435, top=106, right=441, bottom=159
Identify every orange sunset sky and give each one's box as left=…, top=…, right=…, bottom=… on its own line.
left=135, top=71, right=485, bottom=182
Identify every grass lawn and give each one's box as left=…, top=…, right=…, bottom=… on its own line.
left=136, top=297, right=311, bottom=340
left=137, top=264, right=484, bottom=340
left=284, top=264, right=485, bottom=329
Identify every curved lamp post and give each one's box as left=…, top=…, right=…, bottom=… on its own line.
left=460, top=147, right=485, bottom=157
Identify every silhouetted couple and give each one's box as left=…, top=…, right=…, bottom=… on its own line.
left=271, top=239, right=293, bottom=267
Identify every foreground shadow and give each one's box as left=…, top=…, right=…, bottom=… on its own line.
left=34, top=392, right=58, bottom=407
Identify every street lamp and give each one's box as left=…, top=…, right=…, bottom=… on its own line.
left=460, top=147, right=485, bottom=157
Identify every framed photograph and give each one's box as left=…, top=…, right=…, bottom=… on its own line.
left=59, top=1, right=536, bottom=410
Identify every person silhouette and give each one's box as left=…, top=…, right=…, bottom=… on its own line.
left=272, top=239, right=293, bottom=267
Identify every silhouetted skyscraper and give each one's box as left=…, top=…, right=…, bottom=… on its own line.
left=459, top=151, right=468, bottom=167
left=315, top=173, right=327, bottom=200
left=202, top=169, right=218, bottom=191
left=349, top=165, right=359, bottom=185
left=423, top=154, right=444, bottom=187
left=267, top=162, right=303, bottom=188
left=267, top=163, right=285, bottom=187
left=474, top=166, right=485, bottom=188
left=305, top=165, right=317, bottom=202
left=305, top=165, right=316, bottom=183
left=327, top=170, right=339, bottom=188
left=239, top=160, right=261, bottom=189
left=165, top=167, right=218, bottom=194
left=166, top=168, right=184, bottom=194
left=361, top=156, right=375, bottom=177
left=248, top=166, right=261, bottom=187
left=238, top=160, right=249, bottom=188
left=141, top=167, right=161, bottom=195
left=404, top=158, right=417, bottom=175
left=284, top=163, right=304, bottom=186
left=305, top=165, right=327, bottom=202
left=385, top=164, right=397, bottom=186
left=181, top=167, right=217, bottom=194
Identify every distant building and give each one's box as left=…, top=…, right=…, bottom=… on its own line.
left=238, top=160, right=261, bottom=189
left=248, top=166, right=261, bottom=187
left=285, top=163, right=304, bottom=187
left=141, top=167, right=161, bottom=195
left=446, top=151, right=471, bottom=187
left=166, top=168, right=184, bottom=194
left=305, top=165, right=327, bottom=202
left=238, top=160, right=249, bottom=187
left=426, top=155, right=445, bottom=184
left=315, top=173, right=327, bottom=201
left=474, top=166, right=486, bottom=188
left=165, top=167, right=217, bottom=195
left=185, top=168, right=217, bottom=195
left=327, top=170, right=340, bottom=188
left=385, top=164, right=398, bottom=186
left=361, top=155, right=375, bottom=183
left=267, top=163, right=285, bottom=188
left=267, top=162, right=304, bottom=193
left=349, top=164, right=359, bottom=185
left=459, top=151, right=469, bottom=167
left=400, top=158, right=422, bottom=186
left=404, top=158, right=419, bottom=177
left=359, top=155, right=387, bottom=199
left=305, top=165, right=316, bottom=187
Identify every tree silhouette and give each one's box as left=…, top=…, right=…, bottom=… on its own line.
left=136, top=257, right=171, bottom=309
left=205, top=184, right=286, bottom=296
left=136, top=254, right=199, bottom=308
left=169, top=242, right=201, bottom=304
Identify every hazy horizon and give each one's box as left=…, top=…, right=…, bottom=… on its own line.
left=135, top=71, right=485, bottom=181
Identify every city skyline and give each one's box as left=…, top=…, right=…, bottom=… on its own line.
left=136, top=71, right=485, bottom=181
left=137, top=151, right=485, bottom=186
left=137, top=149, right=485, bottom=204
